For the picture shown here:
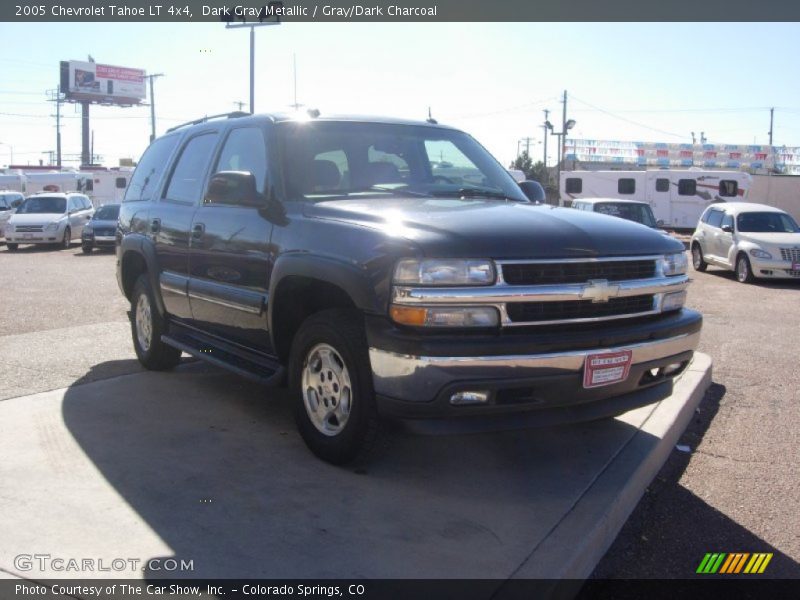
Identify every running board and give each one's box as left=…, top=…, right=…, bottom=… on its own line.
left=162, top=329, right=285, bottom=387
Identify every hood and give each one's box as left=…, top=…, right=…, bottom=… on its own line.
left=738, top=232, right=800, bottom=248
left=302, top=197, right=684, bottom=259
left=9, top=213, right=65, bottom=225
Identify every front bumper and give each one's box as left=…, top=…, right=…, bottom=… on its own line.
left=5, top=232, right=61, bottom=244
left=750, top=257, right=800, bottom=279
left=366, top=309, right=702, bottom=429
left=82, top=233, right=116, bottom=247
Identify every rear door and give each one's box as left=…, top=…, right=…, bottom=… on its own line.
left=154, top=130, right=220, bottom=320
left=187, top=125, right=275, bottom=351
left=646, top=172, right=671, bottom=224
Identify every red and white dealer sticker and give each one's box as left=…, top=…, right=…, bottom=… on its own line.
left=583, top=350, right=633, bottom=388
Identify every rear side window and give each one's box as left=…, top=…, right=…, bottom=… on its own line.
left=678, top=179, right=697, bottom=196
left=721, top=213, right=734, bottom=230
left=164, top=133, right=219, bottom=204
left=706, top=209, right=724, bottom=228
left=655, top=178, right=669, bottom=192
left=125, top=135, right=180, bottom=203
left=618, top=178, right=636, bottom=194
left=719, top=180, right=738, bottom=197
left=565, top=178, right=582, bottom=194
left=213, top=127, right=268, bottom=195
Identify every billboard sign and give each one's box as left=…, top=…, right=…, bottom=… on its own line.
left=60, top=60, right=146, bottom=105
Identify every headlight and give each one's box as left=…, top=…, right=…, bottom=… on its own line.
left=749, top=248, right=772, bottom=260
left=390, top=305, right=499, bottom=328
left=393, top=258, right=495, bottom=286
left=45, top=221, right=60, bottom=231
left=661, top=252, right=688, bottom=277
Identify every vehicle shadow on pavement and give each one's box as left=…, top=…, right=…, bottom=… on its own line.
left=586, top=383, right=800, bottom=583
left=59, top=358, right=667, bottom=579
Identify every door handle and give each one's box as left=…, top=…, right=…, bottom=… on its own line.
left=192, top=223, right=205, bottom=239
left=150, top=218, right=161, bottom=234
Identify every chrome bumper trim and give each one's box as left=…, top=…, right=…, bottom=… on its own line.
left=369, top=331, right=700, bottom=403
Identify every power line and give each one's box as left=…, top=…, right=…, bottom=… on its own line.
left=449, top=96, right=559, bottom=120
left=569, top=94, right=686, bottom=139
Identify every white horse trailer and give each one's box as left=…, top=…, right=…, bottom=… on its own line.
left=559, top=169, right=752, bottom=229
left=24, top=171, right=94, bottom=198
left=83, top=168, right=133, bottom=205
left=0, top=171, right=28, bottom=193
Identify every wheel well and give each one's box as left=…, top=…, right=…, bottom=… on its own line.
left=271, top=276, right=358, bottom=363
left=121, top=251, right=147, bottom=300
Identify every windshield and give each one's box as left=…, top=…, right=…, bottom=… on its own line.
left=595, top=202, right=657, bottom=228
left=737, top=211, right=799, bottom=233
left=276, top=121, right=527, bottom=203
left=16, top=196, right=66, bottom=214
left=94, top=204, right=120, bottom=220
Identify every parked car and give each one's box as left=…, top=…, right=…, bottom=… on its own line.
left=81, top=203, right=120, bottom=253
left=117, top=111, right=700, bottom=464
left=691, top=202, right=800, bottom=283
left=571, top=198, right=662, bottom=229
left=0, top=191, right=24, bottom=241
left=5, top=192, right=94, bottom=251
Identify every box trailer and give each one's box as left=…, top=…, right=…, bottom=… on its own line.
left=0, top=171, right=28, bottom=194
left=559, top=169, right=752, bottom=229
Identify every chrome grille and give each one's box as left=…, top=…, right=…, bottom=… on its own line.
left=780, top=248, right=800, bottom=262
left=506, top=295, right=655, bottom=323
left=15, top=225, right=43, bottom=233
left=502, top=259, right=655, bottom=285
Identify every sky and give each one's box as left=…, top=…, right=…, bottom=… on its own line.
left=2, top=21, right=800, bottom=169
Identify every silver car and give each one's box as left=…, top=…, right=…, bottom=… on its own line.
left=5, top=193, right=94, bottom=251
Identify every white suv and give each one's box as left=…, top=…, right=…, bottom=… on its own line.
left=5, top=192, right=94, bottom=251
left=691, top=202, right=800, bottom=283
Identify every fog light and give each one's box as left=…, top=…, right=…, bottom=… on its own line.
left=662, top=290, right=687, bottom=312
left=663, top=362, right=684, bottom=376
left=450, top=391, right=490, bottom=405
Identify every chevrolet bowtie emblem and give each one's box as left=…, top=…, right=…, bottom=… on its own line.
left=581, top=279, right=620, bottom=303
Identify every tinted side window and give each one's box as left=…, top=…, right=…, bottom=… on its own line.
left=706, top=209, right=724, bottom=228
left=565, top=178, right=582, bottom=194
left=213, top=127, right=267, bottom=194
left=721, top=213, right=734, bottom=230
left=125, top=135, right=180, bottom=203
left=164, top=133, right=219, bottom=204
left=678, top=179, right=697, bottom=196
left=618, top=178, right=636, bottom=194
left=719, top=180, right=738, bottom=197
left=655, top=178, right=669, bottom=192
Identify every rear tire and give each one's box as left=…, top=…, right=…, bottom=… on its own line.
left=736, top=254, right=755, bottom=284
left=6, top=243, right=18, bottom=251
left=691, top=243, right=707, bottom=272
left=288, top=309, right=380, bottom=465
left=130, top=274, right=182, bottom=370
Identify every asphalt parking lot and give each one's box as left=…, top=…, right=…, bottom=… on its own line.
left=0, top=241, right=797, bottom=581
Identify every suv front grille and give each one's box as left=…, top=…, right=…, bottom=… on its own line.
left=780, top=248, right=800, bottom=262
left=15, top=225, right=44, bottom=233
left=501, top=260, right=655, bottom=285
left=506, top=295, right=655, bottom=323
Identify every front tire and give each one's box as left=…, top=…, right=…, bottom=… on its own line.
left=130, top=274, right=182, bottom=370
left=6, top=243, right=18, bottom=251
left=60, top=227, right=71, bottom=250
left=736, top=254, right=755, bottom=283
left=289, top=309, right=379, bottom=465
left=81, top=243, right=93, bottom=254
left=691, top=243, right=707, bottom=272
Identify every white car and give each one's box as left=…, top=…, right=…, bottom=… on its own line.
left=5, top=192, right=94, bottom=251
left=0, top=191, right=24, bottom=240
left=690, top=202, right=800, bottom=283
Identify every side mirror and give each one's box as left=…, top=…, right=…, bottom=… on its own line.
left=518, top=180, right=546, bottom=203
left=721, top=224, right=733, bottom=233
left=204, top=171, right=262, bottom=206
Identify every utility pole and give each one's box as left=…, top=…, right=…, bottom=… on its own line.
left=145, top=73, right=164, bottom=143
left=542, top=109, right=549, bottom=168
left=768, top=107, right=774, bottom=146
left=47, top=87, right=64, bottom=167
left=561, top=90, right=567, bottom=169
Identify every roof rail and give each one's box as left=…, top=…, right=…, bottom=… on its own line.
left=166, top=111, right=250, bottom=133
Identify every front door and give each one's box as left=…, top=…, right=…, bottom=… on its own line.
left=187, top=126, right=275, bottom=352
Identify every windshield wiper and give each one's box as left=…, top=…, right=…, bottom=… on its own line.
left=354, top=186, right=431, bottom=198
left=431, top=187, right=525, bottom=202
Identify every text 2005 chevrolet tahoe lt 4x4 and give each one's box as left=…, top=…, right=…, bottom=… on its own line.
left=116, top=111, right=701, bottom=464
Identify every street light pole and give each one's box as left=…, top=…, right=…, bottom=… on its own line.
left=225, top=12, right=281, bottom=115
